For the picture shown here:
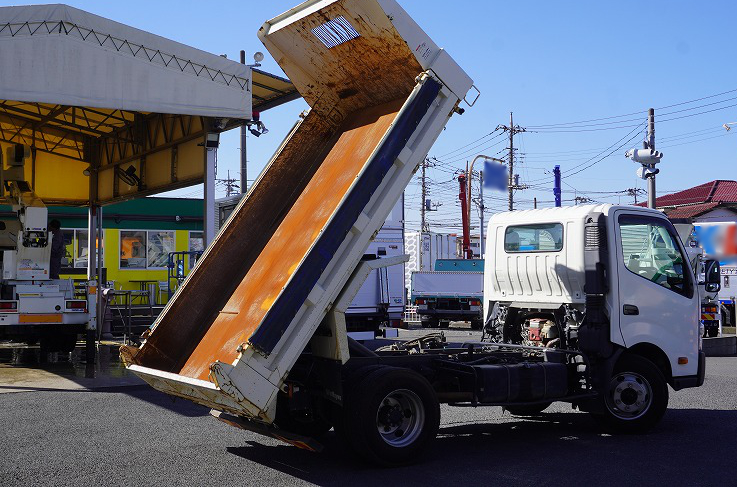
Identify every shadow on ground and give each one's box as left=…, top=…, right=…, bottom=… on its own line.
left=225, top=408, right=737, bottom=486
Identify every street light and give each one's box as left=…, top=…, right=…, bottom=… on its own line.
left=724, top=122, right=737, bottom=131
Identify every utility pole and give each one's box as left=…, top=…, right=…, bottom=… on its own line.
left=240, top=50, right=248, bottom=194
left=626, top=109, right=662, bottom=208
left=496, top=112, right=526, bottom=210
left=626, top=187, right=644, bottom=205
left=647, top=108, right=656, bottom=209
left=217, top=170, right=240, bottom=197
left=553, top=165, right=561, bottom=207
left=458, top=172, right=471, bottom=258
left=420, top=157, right=428, bottom=232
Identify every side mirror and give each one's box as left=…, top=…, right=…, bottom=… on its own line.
left=704, top=259, right=721, bottom=293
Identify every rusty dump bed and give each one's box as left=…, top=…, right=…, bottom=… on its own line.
left=121, top=0, right=472, bottom=420
left=123, top=0, right=429, bottom=377
left=127, top=94, right=416, bottom=377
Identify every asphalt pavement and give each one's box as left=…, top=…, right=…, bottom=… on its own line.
left=1, top=335, right=736, bottom=486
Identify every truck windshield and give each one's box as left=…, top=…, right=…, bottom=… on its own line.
left=504, top=223, right=563, bottom=252
left=619, top=215, right=691, bottom=297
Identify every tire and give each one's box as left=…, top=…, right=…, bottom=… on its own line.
left=505, top=402, right=552, bottom=416
left=593, top=354, right=668, bottom=434
left=40, top=332, right=77, bottom=354
left=423, top=319, right=439, bottom=329
left=58, top=333, right=78, bottom=353
left=438, top=320, right=450, bottom=329
left=338, top=366, right=440, bottom=466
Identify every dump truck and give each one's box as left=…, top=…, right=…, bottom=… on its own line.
left=483, top=205, right=710, bottom=419
left=121, top=0, right=707, bottom=466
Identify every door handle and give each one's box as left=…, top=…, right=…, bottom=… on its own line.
left=623, top=304, right=639, bottom=315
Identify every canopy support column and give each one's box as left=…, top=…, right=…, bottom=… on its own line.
left=86, top=205, right=98, bottom=363
left=204, top=144, right=217, bottom=246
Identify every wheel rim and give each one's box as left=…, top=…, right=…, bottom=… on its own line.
left=376, top=388, right=425, bottom=447
left=605, top=371, right=653, bottom=420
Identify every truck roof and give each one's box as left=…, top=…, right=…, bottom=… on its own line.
left=487, top=204, right=666, bottom=225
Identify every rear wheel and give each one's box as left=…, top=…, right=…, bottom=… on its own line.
left=40, top=332, right=77, bottom=354
left=422, top=318, right=439, bottom=328
left=337, top=366, right=440, bottom=466
left=593, top=354, right=668, bottom=433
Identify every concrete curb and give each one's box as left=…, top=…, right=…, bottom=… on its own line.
left=703, top=336, right=737, bottom=357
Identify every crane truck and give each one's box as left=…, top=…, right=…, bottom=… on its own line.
left=0, top=144, right=94, bottom=352
left=121, top=0, right=708, bottom=466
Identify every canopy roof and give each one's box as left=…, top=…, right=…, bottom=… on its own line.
left=0, top=4, right=298, bottom=205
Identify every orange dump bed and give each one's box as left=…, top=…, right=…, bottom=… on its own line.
left=180, top=100, right=403, bottom=380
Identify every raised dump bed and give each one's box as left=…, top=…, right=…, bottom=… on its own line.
left=121, top=0, right=472, bottom=422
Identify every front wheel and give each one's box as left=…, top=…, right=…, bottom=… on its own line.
left=593, top=354, right=668, bottom=433
left=337, top=366, right=440, bottom=466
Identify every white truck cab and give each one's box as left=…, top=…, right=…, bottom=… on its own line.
left=484, top=204, right=708, bottom=427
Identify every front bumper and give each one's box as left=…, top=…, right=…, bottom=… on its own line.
left=672, top=351, right=706, bottom=390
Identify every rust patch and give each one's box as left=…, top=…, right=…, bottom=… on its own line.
left=179, top=98, right=404, bottom=380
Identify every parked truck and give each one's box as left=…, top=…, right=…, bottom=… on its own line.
left=673, top=221, right=725, bottom=337
left=346, top=199, right=405, bottom=334
left=411, top=259, right=483, bottom=329
left=483, top=206, right=710, bottom=420
left=0, top=145, right=93, bottom=352
left=120, top=0, right=707, bottom=466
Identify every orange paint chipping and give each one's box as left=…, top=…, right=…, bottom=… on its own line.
left=179, top=99, right=404, bottom=380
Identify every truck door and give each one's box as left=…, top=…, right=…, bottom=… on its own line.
left=615, top=212, right=700, bottom=377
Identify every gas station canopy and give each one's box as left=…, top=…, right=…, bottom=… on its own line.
left=0, top=4, right=298, bottom=205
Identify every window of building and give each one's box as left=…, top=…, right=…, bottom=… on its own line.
left=61, top=229, right=103, bottom=269
left=189, top=231, right=204, bottom=253
left=504, top=223, right=563, bottom=252
left=120, top=230, right=173, bottom=269
left=619, top=215, right=690, bottom=296
left=188, top=231, right=204, bottom=270
left=147, top=231, right=175, bottom=269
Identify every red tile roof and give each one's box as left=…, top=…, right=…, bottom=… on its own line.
left=663, top=202, right=721, bottom=219
left=637, top=180, right=737, bottom=208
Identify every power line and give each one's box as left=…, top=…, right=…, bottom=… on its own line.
left=434, top=129, right=501, bottom=158
left=525, top=86, right=737, bottom=129
left=564, top=126, right=646, bottom=178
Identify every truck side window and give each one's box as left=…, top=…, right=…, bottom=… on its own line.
left=619, top=215, right=692, bottom=298
left=504, top=223, right=563, bottom=252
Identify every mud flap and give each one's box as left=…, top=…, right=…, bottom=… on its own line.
left=211, top=410, right=323, bottom=452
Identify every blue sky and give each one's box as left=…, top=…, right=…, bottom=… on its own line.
left=5, top=0, right=736, bottom=233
